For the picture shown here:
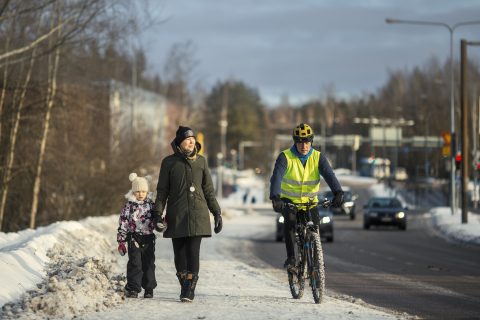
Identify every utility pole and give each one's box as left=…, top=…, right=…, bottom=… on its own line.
left=461, top=39, right=469, bottom=223
left=460, top=39, right=480, bottom=223
left=473, top=89, right=479, bottom=208
left=217, top=82, right=229, bottom=199
left=320, top=117, right=326, bottom=153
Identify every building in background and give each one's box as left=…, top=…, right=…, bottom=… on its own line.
left=109, top=80, right=167, bottom=158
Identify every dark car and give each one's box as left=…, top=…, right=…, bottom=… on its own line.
left=320, top=189, right=358, bottom=220
left=363, top=197, right=407, bottom=230
left=275, top=207, right=334, bottom=242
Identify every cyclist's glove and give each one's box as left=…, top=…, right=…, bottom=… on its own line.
left=332, top=190, right=344, bottom=208
left=284, top=202, right=297, bottom=215
left=271, top=196, right=284, bottom=213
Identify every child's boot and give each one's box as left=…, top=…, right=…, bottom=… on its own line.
left=125, top=289, right=138, bottom=298
left=144, top=289, right=153, bottom=298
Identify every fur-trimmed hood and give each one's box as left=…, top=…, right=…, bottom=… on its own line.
left=124, top=190, right=155, bottom=203
left=170, top=139, right=202, bottom=158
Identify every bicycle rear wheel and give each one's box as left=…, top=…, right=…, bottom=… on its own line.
left=308, top=230, right=325, bottom=304
left=288, top=237, right=306, bottom=299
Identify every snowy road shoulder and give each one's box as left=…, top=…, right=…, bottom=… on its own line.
left=430, top=207, right=480, bottom=245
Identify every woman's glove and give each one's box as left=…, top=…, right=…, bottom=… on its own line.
left=214, top=214, right=223, bottom=233
left=118, top=242, right=127, bottom=256
left=153, top=213, right=167, bottom=232
left=155, top=220, right=167, bottom=233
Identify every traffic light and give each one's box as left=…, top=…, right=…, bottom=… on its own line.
left=477, top=162, right=480, bottom=171
left=455, top=153, right=462, bottom=170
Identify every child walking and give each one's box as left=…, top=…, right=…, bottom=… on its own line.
left=117, top=173, right=157, bottom=298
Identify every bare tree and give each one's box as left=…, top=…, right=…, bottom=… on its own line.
left=0, top=21, right=68, bottom=62
left=0, top=47, right=37, bottom=229
left=0, top=0, right=175, bottom=231
left=163, top=40, right=199, bottom=109
left=0, top=36, right=9, bottom=146
left=29, top=1, right=62, bottom=229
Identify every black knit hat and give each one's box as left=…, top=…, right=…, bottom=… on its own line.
left=175, top=126, right=195, bottom=145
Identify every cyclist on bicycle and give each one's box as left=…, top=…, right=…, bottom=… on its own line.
left=270, top=123, right=344, bottom=271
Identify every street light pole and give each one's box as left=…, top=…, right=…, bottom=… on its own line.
left=385, top=18, right=480, bottom=215
left=217, top=83, right=229, bottom=200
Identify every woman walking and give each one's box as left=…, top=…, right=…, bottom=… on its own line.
left=153, top=126, right=223, bottom=302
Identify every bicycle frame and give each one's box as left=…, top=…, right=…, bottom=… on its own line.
left=295, top=205, right=319, bottom=273
left=286, top=198, right=329, bottom=304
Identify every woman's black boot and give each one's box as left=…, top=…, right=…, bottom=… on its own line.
left=176, top=271, right=187, bottom=300
left=181, top=272, right=198, bottom=302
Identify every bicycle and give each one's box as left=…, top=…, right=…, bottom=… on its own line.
left=285, top=198, right=331, bottom=304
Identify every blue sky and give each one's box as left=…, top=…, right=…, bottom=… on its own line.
left=139, top=0, right=480, bottom=106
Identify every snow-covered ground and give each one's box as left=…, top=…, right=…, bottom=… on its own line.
left=0, top=171, right=478, bottom=319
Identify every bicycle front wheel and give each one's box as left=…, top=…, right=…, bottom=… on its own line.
left=288, top=237, right=306, bottom=299
left=307, top=230, right=325, bottom=304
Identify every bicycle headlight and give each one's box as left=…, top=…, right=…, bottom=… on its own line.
left=278, top=216, right=284, bottom=223
left=320, top=216, right=331, bottom=224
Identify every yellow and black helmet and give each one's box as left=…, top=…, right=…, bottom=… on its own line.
left=292, top=123, right=314, bottom=143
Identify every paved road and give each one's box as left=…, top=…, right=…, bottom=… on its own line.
left=251, top=182, right=480, bottom=319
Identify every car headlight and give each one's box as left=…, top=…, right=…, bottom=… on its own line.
left=278, top=216, right=284, bottom=223
left=320, top=216, right=331, bottom=224
left=343, top=201, right=354, bottom=208
left=396, top=212, right=405, bottom=219
left=369, top=212, right=378, bottom=217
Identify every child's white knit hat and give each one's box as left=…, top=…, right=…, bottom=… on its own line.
left=129, top=173, right=150, bottom=192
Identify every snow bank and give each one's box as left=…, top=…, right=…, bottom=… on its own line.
left=0, top=221, right=86, bottom=307
left=0, top=216, right=124, bottom=319
left=430, top=207, right=480, bottom=245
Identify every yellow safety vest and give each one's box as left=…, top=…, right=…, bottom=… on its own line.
left=280, top=148, right=321, bottom=208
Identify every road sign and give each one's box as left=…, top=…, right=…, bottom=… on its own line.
left=197, top=132, right=204, bottom=155
left=442, top=145, right=451, bottom=157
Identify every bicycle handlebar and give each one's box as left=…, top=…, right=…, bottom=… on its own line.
left=285, top=198, right=331, bottom=210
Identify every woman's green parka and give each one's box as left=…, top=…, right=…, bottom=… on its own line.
left=153, top=141, right=221, bottom=238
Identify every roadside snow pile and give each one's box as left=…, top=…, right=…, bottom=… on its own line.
left=0, top=216, right=125, bottom=319
left=0, top=220, right=86, bottom=306
left=431, top=207, right=480, bottom=245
